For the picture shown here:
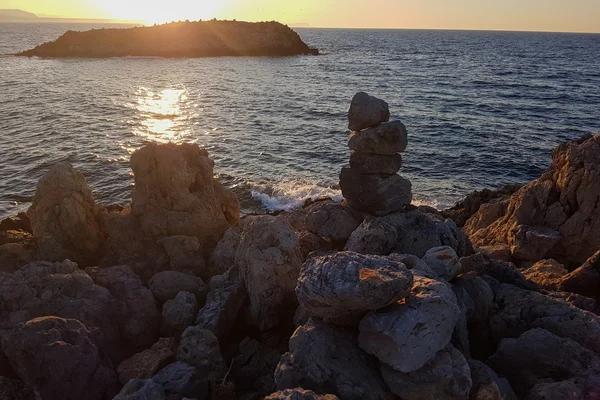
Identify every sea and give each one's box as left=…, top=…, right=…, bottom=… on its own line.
left=1, top=23, right=599, bottom=219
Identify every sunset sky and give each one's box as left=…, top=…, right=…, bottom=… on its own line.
left=2, top=0, right=599, bottom=33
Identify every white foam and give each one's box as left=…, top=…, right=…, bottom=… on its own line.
left=252, top=179, right=343, bottom=212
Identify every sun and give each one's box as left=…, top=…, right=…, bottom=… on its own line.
left=93, top=0, right=229, bottom=24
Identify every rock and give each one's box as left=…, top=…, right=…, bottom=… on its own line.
left=459, top=252, right=536, bottom=290
left=1, top=316, right=119, bottom=400
left=0, top=377, right=35, bottom=400
left=381, top=344, right=472, bottom=400
left=465, top=134, right=600, bottom=267
left=463, top=201, right=511, bottom=238
left=95, top=265, right=160, bottom=348
left=195, top=268, right=247, bottom=340
left=208, top=225, right=242, bottom=278
left=158, top=235, right=206, bottom=278
left=347, top=92, right=390, bottom=131
left=339, top=168, right=412, bottom=216
left=235, top=216, right=302, bottom=330
left=131, top=143, right=238, bottom=253
left=344, top=216, right=398, bottom=255
left=479, top=243, right=512, bottom=262
left=422, top=246, right=461, bottom=281
left=113, top=379, right=166, bottom=400
left=149, top=271, right=207, bottom=305
left=508, top=225, right=561, bottom=261
left=560, top=250, right=600, bottom=300
left=349, top=152, right=402, bottom=175
left=296, top=252, right=413, bottom=325
left=0, top=260, right=121, bottom=341
left=117, top=338, right=176, bottom=385
left=441, top=184, right=522, bottom=228
left=0, top=212, right=31, bottom=233
left=543, top=290, right=597, bottom=312
left=387, top=253, right=438, bottom=278
left=19, top=21, right=318, bottom=58
left=522, top=259, right=568, bottom=290
left=176, top=326, right=225, bottom=380
left=527, top=380, right=585, bottom=400
left=348, top=121, right=407, bottom=155
left=265, top=388, right=340, bottom=400
left=304, top=201, right=363, bottom=245
left=161, top=291, right=198, bottom=338
left=152, top=362, right=209, bottom=399
left=488, top=283, right=600, bottom=354
left=274, top=318, right=393, bottom=400
left=383, top=209, right=471, bottom=257
left=468, top=360, right=517, bottom=400
left=298, top=231, right=332, bottom=260
left=27, top=162, right=103, bottom=264
left=213, top=179, right=242, bottom=226
left=358, top=274, right=461, bottom=372
left=487, top=328, right=600, bottom=398
left=454, top=274, right=494, bottom=322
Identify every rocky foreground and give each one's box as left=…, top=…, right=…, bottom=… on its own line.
left=2, top=93, right=600, bottom=400
left=17, top=20, right=318, bottom=58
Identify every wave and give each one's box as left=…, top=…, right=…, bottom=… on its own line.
left=251, top=178, right=343, bottom=212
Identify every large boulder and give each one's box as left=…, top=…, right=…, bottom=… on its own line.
left=381, top=344, right=472, bottom=400
left=157, top=235, right=206, bottom=278
left=0, top=260, right=121, bottom=341
left=453, top=274, right=494, bottom=322
left=265, top=389, right=340, bottom=400
left=130, top=143, right=239, bottom=253
left=465, top=134, right=600, bottom=266
left=340, top=168, right=412, bottom=216
left=344, top=216, right=398, bottom=255
left=161, top=291, right=198, bottom=338
left=195, top=267, right=247, bottom=340
left=207, top=225, right=242, bottom=278
left=1, top=316, right=119, bottom=400
left=488, top=283, right=600, bottom=354
left=116, top=337, right=175, bottom=385
left=459, top=252, right=535, bottom=290
left=149, top=271, right=207, bottom=305
left=358, top=274, right=461, bottom=372
left=235, top=216, right=303, bottom=330
left=349, top=152, right=402, bottom=175
left=176, top=326, right=225, bottom=380
left=94, top=265, right=160, bottom=348
left=275, top=318, right=393, bottom=400
left=27, top=162, right=103, bottom=264
left=382, top=209, right=471, bottom=257
left=304, top=201, right=363, bottom=245
left=421, top=246, right=461, bottom=281
left=559, top=250, right=600, bottom=300
left=348, top=121, right=408, bottom=155
left=296, top=252, right=413, bottom=325
left=347, top=92, right=390, bottom=132
left=487, top=328, right=600, bottom=398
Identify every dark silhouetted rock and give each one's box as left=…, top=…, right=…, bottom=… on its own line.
left=0, top=377, right=35, bottom=400
left=161, top=291, right=198, bottom=338
left=348, top=92, right=390, bottom=132
left=421, top=246, right=461, bottom=281
left=381, top=344, right=472, bottom=400
left=359, top=274, right=461, bottom=373
left=297, top=252, right=413, bottom=325
left=149, top=271, right=207, bottom=305
left=459, top=253, right=535, bottom=290
left=349, top=152, right=402, bottom=175
left=176, top=326, right=225, bottom=380
left=560, top=250, right=600, bottom=300
left=454, top=274, right=494, bottom=322
left=348, top=121, right=407, bottom=155
left=468, top=360, right=517, bottom=400
left=208, top=225, right=242, bottom=278
left=152, top=362, right=209, bottom=399
left=1, top=316, right=119, bottom=400
left=235, top=216, right=302, bottom=330
left=117, top=337, right=175, bottom=385
left=275, top=318, right=393, bottom=400
left=340, top=168, right=412, bottom=216
left=113, top=378, right=166, bottom=400
left=344, top=216, right=398, bottom=255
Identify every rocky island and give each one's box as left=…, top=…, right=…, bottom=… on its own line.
left=2, top=93, right=600, bottom=400
left=17, top=20, right=318, bottom=58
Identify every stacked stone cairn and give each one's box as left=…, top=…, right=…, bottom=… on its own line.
left=339, top=92, right=412, bottom=216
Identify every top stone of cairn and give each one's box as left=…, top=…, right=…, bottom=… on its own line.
left=348, top=92, right=390, bottom=132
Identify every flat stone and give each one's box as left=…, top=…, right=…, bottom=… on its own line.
left=340, top=168, right=412, bottom=216
left=348, top=121, right=407, bottom=155
left=349, top=152, right=402, bottom=175
left=348, top=92, right=390, bottom=132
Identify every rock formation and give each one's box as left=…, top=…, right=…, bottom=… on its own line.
left=18, top=20, right=319, bottom=58
left=340, top=93, right=412, bottom=215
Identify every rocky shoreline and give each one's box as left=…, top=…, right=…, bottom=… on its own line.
left=17, top=20, right=318, bottom=58
left=2, top=93, right=600, bottom=400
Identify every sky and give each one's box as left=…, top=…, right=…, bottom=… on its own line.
left=1, top=0, right=600, bottom=33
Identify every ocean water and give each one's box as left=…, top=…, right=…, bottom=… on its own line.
left=0, top=23, right=599, bottom=219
